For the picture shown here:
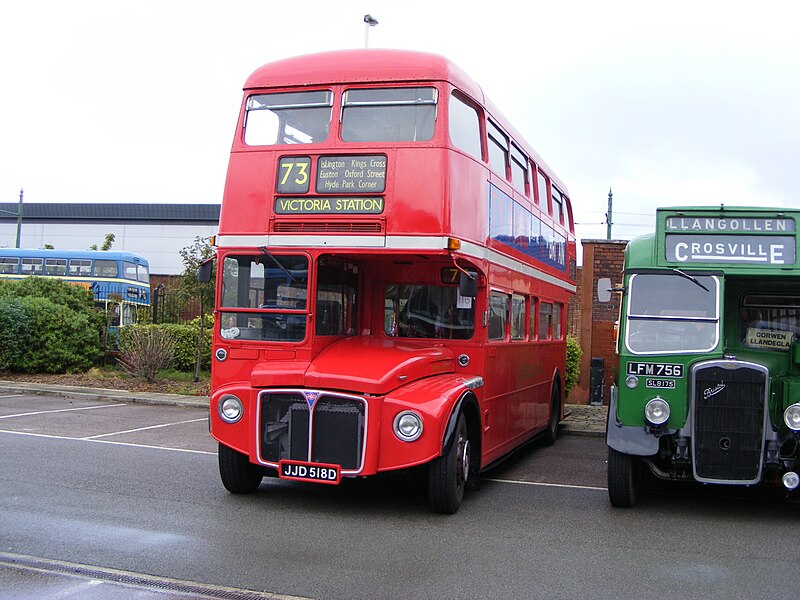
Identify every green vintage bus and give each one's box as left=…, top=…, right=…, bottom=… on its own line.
left=607, top=205, right=800, bottom=506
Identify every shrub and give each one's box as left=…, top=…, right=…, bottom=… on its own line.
left=117, top=327, right=177, bottom=382
left=2, top=297, right=102, bottom=373
left=565, top=335, right=582, bottom=398
left=0, top=300, right=31, bottom=371
left=119, top=323, right=211, bottom=372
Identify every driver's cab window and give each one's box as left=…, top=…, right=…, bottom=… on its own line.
left=384, top=284, right=474, bottom=340
left=219, top=253, right=309, bottom=342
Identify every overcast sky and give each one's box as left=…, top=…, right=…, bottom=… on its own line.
left=1, top=0, right=797, bottom=244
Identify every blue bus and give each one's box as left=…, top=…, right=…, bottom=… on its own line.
left=0, top=248, right=151, bottom=331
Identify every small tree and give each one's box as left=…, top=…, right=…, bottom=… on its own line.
left=90, top=233, right=116, bottom=251
left=178, top=237, right=215, bottom=381
left=117, top=328, right=176, bottom=382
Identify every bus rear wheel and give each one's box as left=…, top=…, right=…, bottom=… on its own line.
left=541, top=382, right=561, bottom=446
left=429, top=413, right=470, bottom=514
left=218, top=443, right=263, bottom=494
left=607, top=447, right=637, bottom=507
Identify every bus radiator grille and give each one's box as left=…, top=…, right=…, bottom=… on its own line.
left=259, top=392, right=366, bottom=470
left=692, top=364, right=766, bottom=483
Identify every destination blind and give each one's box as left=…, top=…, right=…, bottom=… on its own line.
left=665, top=234, right=796, bottom=265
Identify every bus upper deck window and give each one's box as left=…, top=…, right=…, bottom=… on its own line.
left=244, top=90, right=332, bottom=146
left=341, top=87, right=437, bottom=142
left=95, top=260, right=118, bottom=278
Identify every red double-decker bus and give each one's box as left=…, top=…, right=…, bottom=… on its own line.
left=206, top=49, right=577, bottom=513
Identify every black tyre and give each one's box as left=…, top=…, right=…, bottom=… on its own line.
left=541, top=382, right=561, bottom=446
left=607, top=447, right=637, bottom=507
left=429, top=413, right=470, bottom=514
left=218, top=443, right=263, bottom=494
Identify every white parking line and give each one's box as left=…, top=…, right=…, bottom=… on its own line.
left=0, top=403, right=126, bottom=419
left=82, top=417, right=207, bottom=440
left=485, top=477, right=607, bottom=491
left=0, top=429, right=215, bottom=455
left=0, top=394, right=24, bottom=399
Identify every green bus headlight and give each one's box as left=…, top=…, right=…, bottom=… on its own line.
left=644, top=397, right=670, bottom=426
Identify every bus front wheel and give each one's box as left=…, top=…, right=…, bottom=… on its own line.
left=607, top=447, right=637, bottom=507
left=429, top=413, right=470, bottom=514
left=219, top=443, right=263, bottom=494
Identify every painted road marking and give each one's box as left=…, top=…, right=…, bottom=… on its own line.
left=0, top=551, right=311, bottom=600
left=82, top=417, right=208, bottom=440
left=0, top=429, right=215, bottom=455
left=0, top=403, right=126, bottom=419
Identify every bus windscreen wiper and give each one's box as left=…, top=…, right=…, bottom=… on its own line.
left=260, top=246, right=296, bottom=282
left=671, top=268, right=709, bottom=292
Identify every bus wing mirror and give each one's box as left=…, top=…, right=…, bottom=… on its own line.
left=459, top=271, right=477, bottom=298
left=197, top=259, right=214, bottom=283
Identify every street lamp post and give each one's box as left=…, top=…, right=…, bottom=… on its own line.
left=364, top=14, right=378, bottom=48
left=16, top=188, right=23, bottom=248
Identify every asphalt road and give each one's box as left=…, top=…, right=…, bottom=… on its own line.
left=1, top=392, right=799, bottom=599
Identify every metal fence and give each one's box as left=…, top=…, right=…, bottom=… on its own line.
left=150, top=284, right=202, bottom=325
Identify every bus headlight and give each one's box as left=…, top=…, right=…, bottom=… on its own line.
left=393, top=411, right=423, bottom=442
left=625, top=375, right=639, bottom=389
left=784, top=403, right=800, bottom=431
left=644, top=397, right=670, bottom=426
left=219, top=394, right=243, bottom=424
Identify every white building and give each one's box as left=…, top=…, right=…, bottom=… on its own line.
left=0, top=203, right=220, bottom=275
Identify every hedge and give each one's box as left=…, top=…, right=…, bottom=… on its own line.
left=119, top=323, right=211, bottom=372
left=0, top=296, right=102, bottom=373
left=565, top=335, right=582, bottom=398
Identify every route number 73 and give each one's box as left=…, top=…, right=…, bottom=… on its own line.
left=276, top=157, right=311, bottom=194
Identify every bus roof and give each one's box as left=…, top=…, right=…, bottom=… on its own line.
left=0, top=248, right=149, bottom=264
left=245, top=49, right=484, bottom=99
left=243, top=49, right=568, bottom=195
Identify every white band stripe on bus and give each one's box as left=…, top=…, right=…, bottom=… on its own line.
left=215, top=234, right=576, bottom=293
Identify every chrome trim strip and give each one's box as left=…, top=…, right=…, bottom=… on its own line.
left=255, top=388, right=368, bottom=475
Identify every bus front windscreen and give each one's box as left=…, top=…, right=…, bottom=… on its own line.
left=219, top=253, right=309, bottom=342
left=625, top=272, right=719, bottom=354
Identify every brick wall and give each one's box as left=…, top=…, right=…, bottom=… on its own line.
left=571, top=239, right=627, bottom=405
